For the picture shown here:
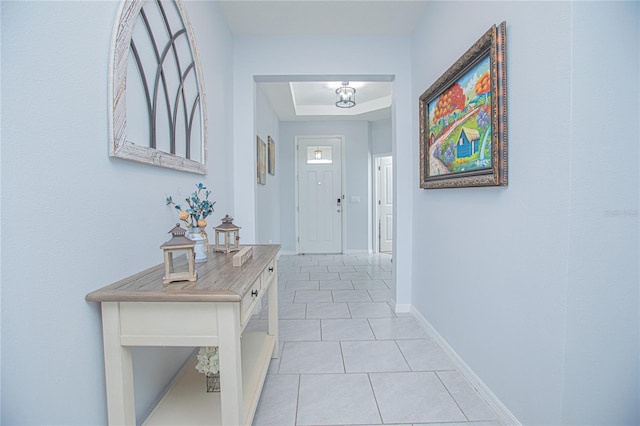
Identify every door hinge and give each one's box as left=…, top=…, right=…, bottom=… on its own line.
left=378, top=166, right=381, bottom=171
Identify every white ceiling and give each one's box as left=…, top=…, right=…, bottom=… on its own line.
left=260, top=80, right=393, bottom=122
left=216, top=1, right=428, bottom=122
left=216, top=1, right=428, bottom=37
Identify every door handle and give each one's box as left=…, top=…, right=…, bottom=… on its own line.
left=337, top=198, right=341, bottom=206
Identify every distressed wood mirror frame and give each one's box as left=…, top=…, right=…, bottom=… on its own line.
left=109, top=0, right=207, bottom=174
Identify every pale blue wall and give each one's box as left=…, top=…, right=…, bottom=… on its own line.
left=371, top=118, right=392, bottom=155
left=561, top=2, right=639, bottom=424
left=255, top=85, right=281, bottom=245
left=1, top=1, right=234, bottom=423
left=410, top=1, right=639, bottom=424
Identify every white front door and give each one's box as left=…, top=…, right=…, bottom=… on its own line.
left=377, top=156, right=393, bottom=253
left=297, top=136, right=343, bottom=254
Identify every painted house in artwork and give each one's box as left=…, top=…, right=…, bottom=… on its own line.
left=457, top=127, right=480, bottom=158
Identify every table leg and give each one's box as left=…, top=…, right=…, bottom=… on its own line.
left=268, top=275, right=279, bottom=358
left=217, top=303, right=243, bottom=425
left=101, top=302, right=136, bottom=425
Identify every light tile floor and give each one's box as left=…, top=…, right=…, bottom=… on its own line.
left=250, top=253, right=502, bottom=426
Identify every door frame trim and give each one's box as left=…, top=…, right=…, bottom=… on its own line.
left=373, top=153, right=392, bottom=254
left=294, top=135, right=346, bottom=254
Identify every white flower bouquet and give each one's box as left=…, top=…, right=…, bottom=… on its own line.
left=195, top=346, right=219, bottom=376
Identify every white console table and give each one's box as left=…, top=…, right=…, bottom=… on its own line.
left=86, top=244, right=280, bottom=425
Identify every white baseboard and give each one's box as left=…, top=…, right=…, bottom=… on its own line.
left=344, top=249, right=372, bottom=255
left=279, top=250, right=374, bottom=256
left=394, top=303, right=411, bottom=313
left=409, top=306, right=521, bottom=426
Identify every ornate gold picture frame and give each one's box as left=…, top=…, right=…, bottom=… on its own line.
left=268, top=136, right=275, bottom=176
left=257, top=136, right=266, bottom=185
left=419, top=22, right=507, bottom=189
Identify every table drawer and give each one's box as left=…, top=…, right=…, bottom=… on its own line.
left=262, top=259, right=276, bottom=287
left=240, top=276, right=261, bottom=324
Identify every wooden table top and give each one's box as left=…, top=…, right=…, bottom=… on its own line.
left=86, top=244, right=280, bottom=303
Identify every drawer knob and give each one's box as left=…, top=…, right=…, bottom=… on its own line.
left=268, top=267, right=274, bottom=272
left=251, top=289, right=258, bottom=297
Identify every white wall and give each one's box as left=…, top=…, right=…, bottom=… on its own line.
left=410, top=1, right=639, bottom=424
left=0, top=1, right=234, bottom=423
left=279, top=121, right=371, bottom=253
left=233, top=35, right=414, bottom=306
left=255, top=85, right=281, bottom=244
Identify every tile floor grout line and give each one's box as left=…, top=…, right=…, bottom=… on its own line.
left=393, top=339, right=413, bottom=372
left=294, top=373, right=302, bottom=426
left=365, top=317, right=377, bottom=341
left=277, top=341, right=287, bottom=374
left=435, top=370, right=471, bottom=422
left=367, top=318, right=380, bottom=341
left=366, top=372, right=385, bottom=425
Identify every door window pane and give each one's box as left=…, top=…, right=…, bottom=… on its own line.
left=307, top=146, right=333, bottom=164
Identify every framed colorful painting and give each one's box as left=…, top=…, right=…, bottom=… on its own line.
left=419, top=22, right=508, bottom=189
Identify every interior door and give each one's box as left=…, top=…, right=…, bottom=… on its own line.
left=297, top=137, right=343, bottom=254
left=377, top=156, right=393, bottom=253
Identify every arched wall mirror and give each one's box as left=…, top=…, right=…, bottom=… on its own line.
left=109, top=0, right=207, bottom=174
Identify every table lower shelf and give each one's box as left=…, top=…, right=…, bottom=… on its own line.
left=143, top=332, right=276, bottom=426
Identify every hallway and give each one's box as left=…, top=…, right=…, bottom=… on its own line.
left=250, top=254, right=502, bottom=425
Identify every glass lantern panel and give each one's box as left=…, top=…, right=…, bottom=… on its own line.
left=168, top=249, right=191, bottom=272
left=307, top=146, right=332, bottom=164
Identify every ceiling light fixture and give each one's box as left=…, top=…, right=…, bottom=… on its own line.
left=335, top=82, right=356, bottom=108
